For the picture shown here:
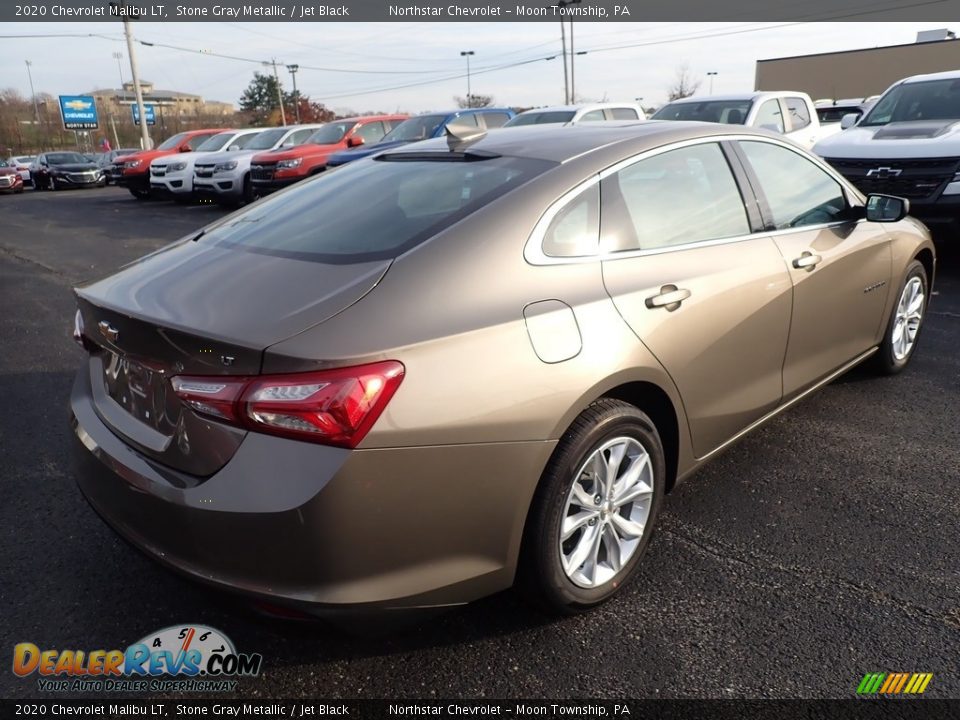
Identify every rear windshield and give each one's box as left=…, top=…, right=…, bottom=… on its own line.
left=506, top=111, right=576, bottom=127
left=860, top=78, right=960, bottom=126
left=381, top=115, right=446, bottom=142
left=201, top=154, right=553, bottom=263
left=156, top=132, right=189, bottom=151
left=652, top=100, right=753, bottom=124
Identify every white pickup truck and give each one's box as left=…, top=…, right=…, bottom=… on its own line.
left=814, top=69, right=960, bottom=236
left=651, top=91, right=838, bottom=149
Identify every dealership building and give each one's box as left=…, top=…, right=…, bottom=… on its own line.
left=755, top=31, right=960, bottom=101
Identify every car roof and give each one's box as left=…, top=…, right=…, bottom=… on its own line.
left=380, top=120, right=775, bottom=164
left=517, top=103, right=641, bottom=113
left=665, top=92, right=805, bottom=104
left=901, top=69, right=960, bottom=84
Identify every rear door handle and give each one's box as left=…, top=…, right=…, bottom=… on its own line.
left=645, top=285, right=691, bottom=311
left=792, top=252, right=822, bottom=271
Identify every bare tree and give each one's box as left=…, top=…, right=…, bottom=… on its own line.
left=667, top=64, right=702, bottom=101
left=454, top=94, right=494, bottom=109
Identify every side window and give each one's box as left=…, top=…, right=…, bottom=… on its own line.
left=541, top=183, right=600, bottom=258
left=452, top=113, right=480, bottom=127
left=754, top=99, right=785, bottom=134
left=480, top=112, right=511, bottom=128
left=579, top=110, right=606, bottom=122
left=232, top=133, right=259, bottom=149
left=602, top=143, right=750, bottom=252
left=609, top=107, right=639, bottom=120
left=739, top=140, right=847, bottom=229
left=186, top=135, right=210, bottom=150
left=285, top=128, right=314, bottom=146
left=355, top=122, right=386, bottom=143
left=784, top=97, right=811, bottom=131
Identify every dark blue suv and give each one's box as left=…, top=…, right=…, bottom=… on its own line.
left=327, top=108, right=515, bottom=168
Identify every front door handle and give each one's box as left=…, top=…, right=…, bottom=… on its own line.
left=792, top=252, right=822, bottom=271
left=645, top=285, right=691, bottom=312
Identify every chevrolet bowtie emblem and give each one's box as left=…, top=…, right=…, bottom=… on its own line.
left=866, top=167, right=903, bottom=179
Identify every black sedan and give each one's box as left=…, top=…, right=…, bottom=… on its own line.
left=31, top=152, right=106, bottom=191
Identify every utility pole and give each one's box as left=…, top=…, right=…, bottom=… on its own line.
left=111, top=3, right=151, bottom=149
left=286, top=64, right=301, bottom=123
left=266, top=59, right=287, bottom=126
left=24, top=61, right=40, bottom=124
left=554, top=0, right=581, bottom=103
left=559, top=18, right=568, bottom=104
left=707, top=71, right=718, bottom=94
left=460, top=51, right=475, bottom=105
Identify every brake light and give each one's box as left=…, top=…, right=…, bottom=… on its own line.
left=170, top=361, right=404, bottom=448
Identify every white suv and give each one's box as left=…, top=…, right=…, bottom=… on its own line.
left=193, top=124, right=325, bottom=207
left=149, top=129, right=263, bottom=201
left=504, top=103, right=646, bottom=127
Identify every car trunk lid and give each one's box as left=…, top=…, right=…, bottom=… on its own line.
left=75, top=238, right=391, bottom=476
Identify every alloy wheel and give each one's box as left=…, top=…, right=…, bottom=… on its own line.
left=892, top=277, right=924, bottom=361
left=559, top=436, right=654, bottom=589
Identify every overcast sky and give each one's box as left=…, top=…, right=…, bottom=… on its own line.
left=1, top=21, right=955, bottom=113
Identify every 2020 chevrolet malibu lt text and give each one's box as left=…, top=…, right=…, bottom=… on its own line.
left=70, top=122, right=934, bottom=616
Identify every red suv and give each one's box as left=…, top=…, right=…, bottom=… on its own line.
left=112, top=128, right=228, bottom=200
left=250, top=115, right=407, bottom=194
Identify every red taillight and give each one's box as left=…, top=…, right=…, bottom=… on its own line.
left=170, top=361, right=404, bottom=449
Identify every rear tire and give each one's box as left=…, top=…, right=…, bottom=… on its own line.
left=872, top=260, right=928, bottom=375
left=520, top=399, right=665, bottom=614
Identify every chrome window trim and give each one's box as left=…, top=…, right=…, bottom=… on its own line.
left=524, top=175, right=601, bottom=266
left=524, top=133, right=868, bottom=267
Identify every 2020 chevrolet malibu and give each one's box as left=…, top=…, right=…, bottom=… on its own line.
left=70, top=121, right=934, bottom=615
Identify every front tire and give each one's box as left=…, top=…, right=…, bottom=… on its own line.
left=47, top=175, right=58, bottom=191
left=873, top=260, right=928, bottom=375
left=129, top=188, right=150, bottom=201
left=521, top=399, right=665, bottom=614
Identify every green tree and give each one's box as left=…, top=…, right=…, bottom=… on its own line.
left=239, top=72, right=293, bottom=126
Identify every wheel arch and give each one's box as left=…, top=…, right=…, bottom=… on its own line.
left=914, top=246, right=935, bottom=290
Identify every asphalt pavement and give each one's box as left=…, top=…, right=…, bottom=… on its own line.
left=1, top=186, right=957, bottom=700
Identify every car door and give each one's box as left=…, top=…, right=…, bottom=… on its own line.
left=733, top=138, right=892, bottom=399
left=599, top=140, right=793, bottom=458
left=478, top=111, right=512, bottom=129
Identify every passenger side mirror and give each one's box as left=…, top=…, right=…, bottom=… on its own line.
left=865, top=194, right=909, bottom=223
left=840, top=113, right=859, bottom=130
left=347, top=136, right=365, bottom=148
left=180, top=147, right=191, bottom=153
left=228, top=144, right=240, bottom=152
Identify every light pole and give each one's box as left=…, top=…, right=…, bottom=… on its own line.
left=707, top=71, right=718, bottom=94
left=286, top=64, right=301, bottom=123
left=24, top=61, right=40, bottom=124
left=460, top=51, right=475, bottom=106
left=112, top=51, right=124, bottom=88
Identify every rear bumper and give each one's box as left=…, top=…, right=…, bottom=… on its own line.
left=70, top=367, right=551, bottom=612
